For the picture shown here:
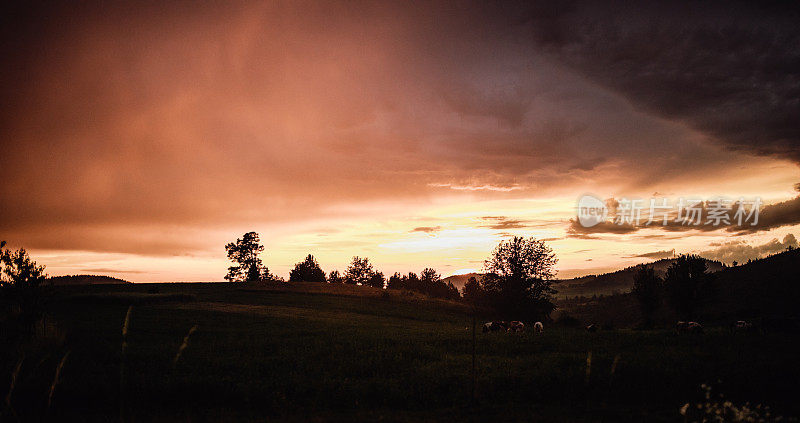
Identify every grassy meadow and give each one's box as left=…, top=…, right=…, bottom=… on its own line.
left=2, top=282, right=799, bottom=422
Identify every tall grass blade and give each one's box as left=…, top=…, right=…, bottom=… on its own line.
left=584, top=351, right=592, bottom=387
left=120, top=305, right=132, bottom=423
left=4, top=355, right=24, bottom=417
left=609, top=353, right=621, bottom=387
left=46, top=351, right=70, bottom=410
left=173, top=325, right=198, bottom=367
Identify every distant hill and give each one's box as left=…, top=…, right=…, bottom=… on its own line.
left=442, top=273, right=481, bottom=291
left=48, top=275, right=131, bottom=286
left=443, top=258, right=728, bottom=299
left=705, top=247, right=800, bottom=320
left=557, top=248, right=800, bottom=327
left=554, top=258, right=724, bottom=298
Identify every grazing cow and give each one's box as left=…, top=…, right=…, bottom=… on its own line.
left=585, top=324, right=597, bottom=333
left=687, top=322, right=704, bottom=334
left=533, top=321, right=544, bottom=333
left=482, top=321, right=508, bottom=333
left=732, top=320, right=754, bottom=334
left=508, top=321, right=525, bottom=333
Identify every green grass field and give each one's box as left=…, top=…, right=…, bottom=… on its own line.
left=3, top=282, right=799, bottom=422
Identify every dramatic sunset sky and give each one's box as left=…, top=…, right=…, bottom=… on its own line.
left=2, top=1, right=800, bottom=282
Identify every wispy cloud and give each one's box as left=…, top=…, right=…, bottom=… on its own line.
left=699, top=234, right=797, bottom=264
left=410, top=226, right=442, bottom=234
left=627, top=250, right=675, bottom=260
left=427, top=183, right=523, bottom=192
left=80, top=268, right=147, bottom=274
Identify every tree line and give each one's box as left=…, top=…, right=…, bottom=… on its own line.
left=224, top=232, right=462, bottom=300
left=632, top=254, right=716, bottom=326
left=225, top=232, right=560, bottom=320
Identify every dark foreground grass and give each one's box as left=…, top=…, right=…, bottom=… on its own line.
left=2, top=283, right=799, bottom=422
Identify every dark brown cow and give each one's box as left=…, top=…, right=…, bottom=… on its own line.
left=482, top=321, right=508, bottom=333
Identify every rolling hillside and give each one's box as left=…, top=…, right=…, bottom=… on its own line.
left=47, top=274, right=131, bottom=286
left=557, top=248, right=800, bottom=327
left=444, top=259, right=727, bottom=299
left=441, top=272, right=481, bottom=291
left=554, top=258, right=724, bottom=298
left=704, top=247, right=800, bottom=320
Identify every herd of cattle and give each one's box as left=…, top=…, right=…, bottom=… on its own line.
left=482, top=321, right=544, bottom=333
left=482, top=320, right=762, bottom=334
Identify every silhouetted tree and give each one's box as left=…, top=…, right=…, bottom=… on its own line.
left=420, top=268, right=441, bottom=296
left=632, top=266, right=662, bottom=327
left=261, top=267, right=284, bottom=283
left=224, top=232, right=265, bottom=282
left=289, top=254, right=327, bottom=282
left=387, top=272, right=403, bottom=289
left=0, top=241, right=47, bottom=290
left=403, top=272, right=421, bottom=292
left=367, top=271, right=385, bottom=288
left=328, top=270, right=344, bottom=284
left=345, top=256, right=374, bottom=285
left=664, top=255, right=715, bottom=320
left=446, top=281, right=460, bottom=300
left=482, top=237, right=558, bottom=321
left=462, top=276, right=484, bottom=304
left=384, top=268, right=459, bottom=299
left=1, top=241, right=47, bottom=338
left=420, top=268, right=440, bottom=283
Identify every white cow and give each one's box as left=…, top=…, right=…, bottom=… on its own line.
left=676, top=321, right=703, bottom=334
left=687, top=321, right=704, bottom=334
left=533, top=321, right=544, bottom=333
left=733, top=320, right=754, bottom=334
left=508, top=321, right=525, bottom=333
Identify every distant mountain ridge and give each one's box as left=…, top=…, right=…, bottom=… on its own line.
left=554, top=258, right=724, bottom=298
left=558, top=248, right=800, bottom=326
left=443, top=259, right=726, bottom=298
left=441, top=272, right=481, bottom=291
left=48, top=275, right=131, bottom=286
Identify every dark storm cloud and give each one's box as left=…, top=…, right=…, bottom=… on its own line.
left=567, top=219, right=638, bottom=237
left=568, top=196, right=800, bottom=236
left=523, top=0, right=800, bottom=162
left=1, top=0, right=798, bottom=256
left=731, top=196, right=800, bottom=233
